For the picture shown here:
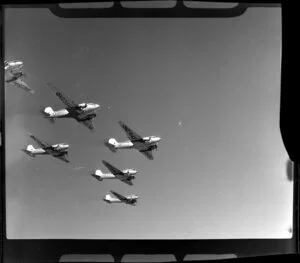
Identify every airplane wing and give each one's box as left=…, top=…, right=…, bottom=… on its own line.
left=140, top=150, right=154, bottom=160
left=56, top=154, right=70, bottom=163
left=119, top=121, right=143, bottom=142
left=29, top=134, right=52, bottom=149
left=122, top=180, right=133, bottom=186
left=12, top=78, right=34, bottom=94
left=102, top=160, right=132, bottom=185
left=110, top=191, right=129, bottom=203
left=102, top=160, right=123, bottom=175
left=81, top=119, right=95, bottom=130
left=47, top=83, right=78, bottom=109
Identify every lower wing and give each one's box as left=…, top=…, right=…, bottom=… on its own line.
left=12, top=78, right=35, bottom=94
left=140, top=150, right=154, bottom=160
left=55, top=154, right=70, bottom=163
left=113, top=174, right=133, bottom=185
left=123, top=179, right=133, bottom=186
left=81, top=119, right=95, bottom=130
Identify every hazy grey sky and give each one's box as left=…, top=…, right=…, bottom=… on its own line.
left=5, top=6, right=289, bottom=239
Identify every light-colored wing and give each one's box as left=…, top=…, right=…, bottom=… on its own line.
left=12, top=78, right=34, bottom=94
left=47, top=83, right=78, bottom=109
left=29, top=134, right=51, bottom=149
left=102, top=160, right=123, bottom=175
left=81, top=119, right=95, bottom=130
left=110, top=191, right=129, bottom=203
left=140, top=150, right=154, bottom=160
left=119, top=121, right=143, bottom=142
left=56, top=155, right=70, bottom=163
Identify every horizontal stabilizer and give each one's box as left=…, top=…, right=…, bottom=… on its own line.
left=21, top=148, right=35, bottom=157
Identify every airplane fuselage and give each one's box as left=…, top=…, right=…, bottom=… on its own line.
left=44, top=103, right=99, bottom=121
left=116, top=137, right=160, bottom=151
left=91, top=169, right=137, bottom=181
left=115, top=140, right=135, bottom=149
left=92, top=172, right=116, bottom=181
left=23, top=144, right=69, bottom=156
left=103, top=197, right=123, bottom=203
left=103, top=194, right=138, bottom=205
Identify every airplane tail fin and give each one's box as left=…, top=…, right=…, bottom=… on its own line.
left=44, top=107, right=55, bottom=116
left=40, top=107, right=55, bottom=123
left=103, top=194, right=113, bottom=203
left=21, top=145, right=36, bottom=157
left=91, top=169, right=104, bottom=181
left=104, top=138, right=118, bottom=153
left=95, top=169, right=103, bottom=175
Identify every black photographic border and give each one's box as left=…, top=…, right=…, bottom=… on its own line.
left=1, top=1, right=298, bottom=262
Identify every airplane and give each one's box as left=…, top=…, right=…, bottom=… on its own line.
left=40, top=83, right=100, bottom=130
left=22, top=133, right=70, bottom=163
left=104, top=121, right=161, bottom=160
left=90, top=160, right=137, bottom=185
left=103, top=190, right=138, bottom=206
left=4, top=60, right=34, bottom=94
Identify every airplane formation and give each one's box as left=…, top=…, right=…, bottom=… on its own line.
left=7, top=59, right=162, bottom=206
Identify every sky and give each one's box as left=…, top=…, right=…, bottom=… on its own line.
left=5, top=6, right=290, bottom=239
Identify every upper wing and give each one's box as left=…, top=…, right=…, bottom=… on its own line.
left=140, top=150, right=154, bottom=160
left=47, top=83, right=78, bottom=109
left=102, top=160, right=123, bottom=175
left=119, top=121, right=143, bottom=142
left=29, top=134, right=52, bottom=149
left=56, top=155, right=70, bottom=163
left=12, top=78, right=34, bottom=94
left=81, top=119, right=95, bottom=130
left=110, top=191, right=129, bottom=203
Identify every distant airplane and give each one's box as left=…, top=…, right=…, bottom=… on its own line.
left=4, top=60, right=34, bottom=94
left=103, top=191, right=138, bottom=206
left=41, top=83, right=100, bottom=130
left=105, top=121, right=161, bottom=160
left=91, top=160, right=137, bottom=185
left=22, top=133, right=70, bottom=163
